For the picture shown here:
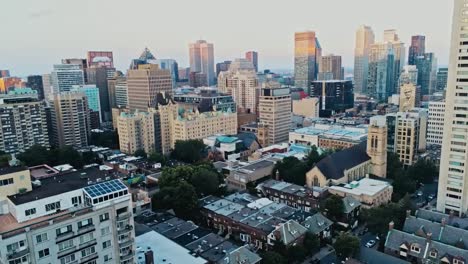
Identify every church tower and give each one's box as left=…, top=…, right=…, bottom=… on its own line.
left=367, top=116, right=388, bottom=178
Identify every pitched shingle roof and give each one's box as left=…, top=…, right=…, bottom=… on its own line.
left=303, top=213, right=333, bottom=235
left=315, top=142, right=370, bottom=180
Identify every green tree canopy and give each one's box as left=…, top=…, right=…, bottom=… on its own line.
left=90, top=130, right=119, bottom=149
left=406, top=159, right=438, bottom=184
left=274, top=156, right=308, bottom=186
left=17, top=145, right=86, bottom=169
left=151, top=181, right=198, bottom=219
left=303, top=232, right=321, bottom=255
left=148, top=152, right=166, bottom=165
left=261, top=252, right=287, bottom=264
left=171, top=139, right=206, bottom=163
left=17, top=145, right=50, bottom=166
left=386, top=152, right=403, bottom=180
left=323, top=195, right=345, bottom=221
left=134, top=149, right=147, bottom=158
left=286, top=245, right=307, bottom=263
left=333, top=233, right=360, bottom=259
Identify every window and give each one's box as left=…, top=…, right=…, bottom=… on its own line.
left=0, top=178, right=13, bottom=186
left=7, top=240, right=25, bottom=253
left=36, top=233, right=48, bottom=244
left=79, top=232, right=94, bottom=244
left=410, top=244, right=421, bottom=253
left=8, top=256, right=28, bottom=264
left=71, top=196, right=82, bottom=205
left=45, top=201, right=61, bottom=212
left=101, top=226, right=110, bottom=236
left=429, top=251, right=437, bottom=258
left=78, top=218, right=93, bottom=229
left=454, top=259, right=465, bottom=264
left=81, top=246, right=96, bottom=257
left=25, top=208, right=36, bottom=216
left=104, top=254, right=112, bottom=262
left=56, top=225, right=72, bottom=236
left=102, top=240, right=111, bottom=249
left=38, top=248, right=50, bottom=258
left=60, top=254, right=76, bottom=264
left=58, top=239, right=74, bottom=251
left=99, top=212, right=110, bottom=222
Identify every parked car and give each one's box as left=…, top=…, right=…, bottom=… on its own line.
left=417, top=191, right=423, bottom=197
left=365, top=240, right=376, bottom=248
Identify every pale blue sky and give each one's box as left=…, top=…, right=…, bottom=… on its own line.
left=0, top=0, right=453, bottom=76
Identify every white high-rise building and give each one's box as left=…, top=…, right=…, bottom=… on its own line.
left=353, top=25, right=375, bottom=94
left=217, top=58, right=259, bottom=114
left=189, top=40, right=215, bottom=86
left=427, top=100, right=445, bottom=146
left=51, top=64, right=85, bottom=93
left=437, top=0, right=468, bottom=215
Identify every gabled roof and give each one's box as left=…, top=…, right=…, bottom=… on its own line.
left=343, top=196, right=361, bottom=214
left=274, top=220, right=308, bottom=245
left=303, top=213, right=333, bottom=234
left=314, top=142, right=370, bottom=180
left=416, top=209, right=468, bottom=229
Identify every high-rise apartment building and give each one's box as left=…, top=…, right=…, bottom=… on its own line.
left=62, top=58, right=88, bottom=83
left=154, top=59, right=179, bottom=87
left=217, top=58, right=259, bottom=114
left=51, top=64, right=85, bottom=93
left=216, top=61, right=232, bottom=77
left=437, top=0, right=468, bottom=215
left=310, top=80, right=354, bottom=117
left=0, top=70, right=10, bottom=78
left=189, top=40, right=215, bottom=86
left=294, top=31, right=322, bottom=90
left=72, top=85, right=102, bottom=128
left=353, top=25, right=375, bottom=94
left=127, top=64, right=172, bottom=111
left=26, top=75, right=45, bottom=100
left=0, top=88, right=49, bottom=154
left=319, top=54, right=343, bottom=80
left=408, top=35, right=426, bottom=65
left=427, top=100, right=445, bottom=146
left=259, top=82, right=291, bottom=145
left=0, top=166, right=136, bottom=264
left=86, top=67, right=114, bottom=122
left=49, top=91, right=90, bottom=148
left=42, top=74, right=52, bottom=99
left=107, top=71, right=123, bottom=109
left=415, top=53, right=438, bottom=96
left=118, top=111, right=156, bottom=155
left=245, top=51, right=259, bottom=72
left=393, top=109, right=428, bottom=166
left=367, top=42, right=395, bottom=101
left=436, top=67, right=448, bottom=91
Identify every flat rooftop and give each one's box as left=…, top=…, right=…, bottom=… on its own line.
left=328, top=178, right=391, bottom=196
left=292, top=125, right=367, bottom=141
left=136, top=230, right=207, bottom=264
left=8, top=167, right=117, bottom=205
left=0, top=165, right=28, bottom=176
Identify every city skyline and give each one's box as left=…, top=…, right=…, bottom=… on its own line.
left=1, top=0, right=452, bottom=76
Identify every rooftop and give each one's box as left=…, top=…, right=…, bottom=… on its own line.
left=8, top=167, right=117, bottom=205
left=329, top=178, right=392, bottom=196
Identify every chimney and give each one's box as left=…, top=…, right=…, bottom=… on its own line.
left=426, top=232, right=432, bottom=242
left=389, top=221, right=394, bottom=231
left=441, top=218, right=446, bottom=227
left=145, top=250, right=154, bottom=264
left=406, top=210, right=411, bottom=218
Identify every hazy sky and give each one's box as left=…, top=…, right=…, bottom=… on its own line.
left=1, top=0, right=453, bottom=76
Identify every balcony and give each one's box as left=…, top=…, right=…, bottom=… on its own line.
left=79, top=252, right=98, bottom=263
left=78, top=238, right=97, bottom=250
left=77, top=224, right=95, bottom=235
left=7, top=248, right=29, bottom=260
left=117, top=225, right=133, bottom=235
left=56, top=231, right=75, bottom=243
left=117, top=212, right=131, bottom=220
left=118, top=238, right=134, bottom=248
left=119, top=250, right=134, bottom=262
left=57, top=246, right=77, bottom=258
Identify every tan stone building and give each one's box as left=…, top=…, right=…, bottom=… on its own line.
left=117, top=110, right=156, bottom=155
left=49, top=91, right=90, bottom=148
left=259, top=82, right=291, bottom=145
left=394, top=109, right=428, bottom=166
left=0, top=167, right=32, bottom=214
left=292, top=97, right=319, bottom=118
left=399, top=83, right=417, bottom=112
left=328, top=177, right=393, bottom=208
left=367, top=116, right=388, bottom=178
left=127, top=64, right=172, bottom=111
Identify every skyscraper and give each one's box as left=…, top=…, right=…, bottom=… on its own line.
left=367, top=42, right=395, bottom=101
left=437, top=0, right=468, bottom=215
left=154, top=59, right=179, bottom=87
left=217, top=58, right=259, bottom=114
left=353, top=25, right=375, bottom=94
left=26, top=75, right=45, bottom=100
left=408, top=35, right=426, bottom=65
left=86, top=67, right=112, bottom=121
left=127, top=64, right=172, bottom=111
left=294, top=31, right=322, bottom=91
left=189, top=40, right=215, bottom=86
left=415, top=53, right=438, bottom=96
left=310, top=80, right=354, bottom=117
left=71, top=84, right=102, bottom=123
left=216, top=60, right=232, bottom=77
left=319, top=54, right=343, bottom=80
left=87, top=51, right=114, bottom=68
left=245, top=51, right=259, bottom=72
left=62, top=58, right=88, bottom=83
left=383, top=30, right=406, bottom=96
left=49, top=91, right=90, bottom=148
left=399, top=65, right=420, bottom=105
left=436, top=67, right=448, bottom=91
left=51, top=64, right=85, bottom=93
left=259, top=82, right=291, bottom=145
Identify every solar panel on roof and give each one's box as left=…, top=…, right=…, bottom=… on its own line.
left=84, top=179, right=127, bottom=198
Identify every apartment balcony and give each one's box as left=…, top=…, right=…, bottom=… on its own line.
left=117, top=212, right=131, bottom=220
left=56, top=231, right=76, bottom=243
left=77, top=224, right=95, bottom=235
left=119, top=250, right=134, bottom=262
left=57, top=246, right=77, bottom=258
left=7, top=248, right=29, bottom=260
left=78, top=238, right=97, bottom=251
left=117, top=225, right=133, bottom=235
left=79, top=252, right=98, bottom=263
left=118, top=238, right=134, bottom=248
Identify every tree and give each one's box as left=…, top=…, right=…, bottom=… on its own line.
left=90, top=130, right=119, bottom=149
left=306, top=145, right=322, bottom=168
left=274, top=156, right=308, bottom=186
left=391, top=172, right=417, bottom=202
left=323, top=195, right=345, bottom=221
left=190, top=167, right=220, bottom=196
left=17, top=145, right=50, bottom=166
left=134, top=149, right=147, bottom=158
left=171, top=139, right=206, bottom=163
left=386, top=152, right=403, bottom=180
left=333, top=233, right=360, bottom=259
left=59, top=146, right=85, bottom=169
left=303, top=232, right=321, bottom=255
left=152, top=181, right=198, bottom=219
left=286, top=245, right=307, bottom=263
left=261, top=252, right=287, bottom=264
left=406, top=159, right=438, bottom=184
left=148, top=152, right=166, bottom=165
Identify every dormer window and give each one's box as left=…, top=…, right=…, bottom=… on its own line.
left=410, top=244, right=421, bottom=253
left=454, top=259, right=465, bottom=264
left=429, top=251, right=437, bottom=258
